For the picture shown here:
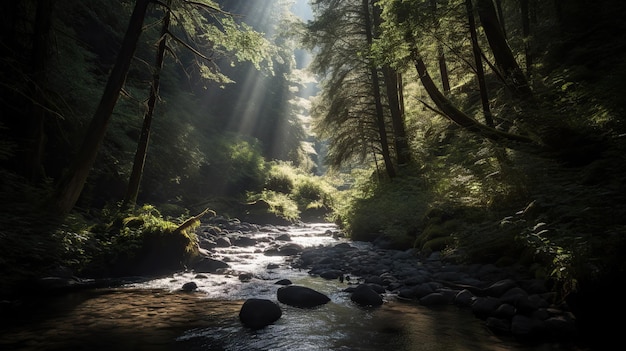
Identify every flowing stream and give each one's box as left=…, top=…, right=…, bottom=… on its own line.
left=0, top=223, right=581, bottom=350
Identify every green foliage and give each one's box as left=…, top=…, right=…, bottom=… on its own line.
left=248, top=161, right=337, bottom=222
left=85, top=204, right=199, bottom=276
left=335, top=166, right=430, bottom=248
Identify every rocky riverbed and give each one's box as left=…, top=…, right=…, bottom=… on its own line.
left=191, top=218, right=580, bottom=345
left=1, top=219, right=587, bottom=350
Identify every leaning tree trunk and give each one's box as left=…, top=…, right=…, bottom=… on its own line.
left=409, top=43, right=534, bottom=146
left=123, top=3, right=171, bottom=209
left=363, top=0, right=395, bottom=178
left=51, top=0, right=151, bottom=215
left=466, top=0, right=494, bottom=127
left=476, top=0, right=532, bottom=99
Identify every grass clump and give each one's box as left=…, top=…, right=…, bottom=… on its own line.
left=248, top=161, right=337, bottom=222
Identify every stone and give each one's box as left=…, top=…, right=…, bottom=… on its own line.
left=232, top=236, right=257, bottom=247
left=419, top=292, right=449, bottom=306
left=277, top=243, right=304, bottom=256
left=215, top=237, right=231, bottom=247
left=454, top=289, right=475, bottom=307
left=472, top=296, right=502, bottom=319
left=181, top=282, right=197, bottom=292
left=277, top=285, right=330, bottom=308
left=239, top=299, right=282, bottom=329
left=319, top=269, right=343, bottom=280
left=351, top=284, right=383, bottom=307
left=275, top=233, right=291, bottom=241
left=192, top=258, right=230, bottom=273
left=483, top=279, right=517, bottom=297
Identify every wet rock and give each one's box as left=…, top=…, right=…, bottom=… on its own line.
left=275, top=279, right=292, bottom=286
left=319, top=269, right=343, bottom=280
left=238, top=273, right=253, bottom=282
left=275, top=233, right=291, bottom=241
left=232, top=236, right=257, bottom=247
left=277, top=285, right=330, bottom=308
left=419, top=292, right=448, bottom=306
left=278, top=243, right=304, bottom=256
left=215, top=237, right=231, bottom=247
left=181, top=282, right=198, bottom=292
left=239, top=298, right=282, bottom=329
left=351, top=284, right=383, bottom=307
left=192, top=258, right=230, bottom=273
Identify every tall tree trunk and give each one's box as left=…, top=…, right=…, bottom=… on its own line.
left=475, top=0, right=532, bottom=99
left=363, top=0, right=395, bottom=178
left=51, top=0, right=151, bottom=215
left=382, top=67, right=411, bottom=165
left=26, top=0, right=54, bottom=182
left=520, top=0, right=532, bottom=76
left=123, top=3, right=171, bottom=209
left=466, top=0, right=494, bottom=127
left=494, top=0, right=507, bottom=39
left=373, top=2, right=410, bottom=166
left=430, top=0, right=451, bottom=93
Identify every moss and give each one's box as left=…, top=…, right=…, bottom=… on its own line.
left=415, top=219, right=460, bottom=249
left=84, top=204, right=200, bottom=277
left=422, top=236, right=453, bottom=252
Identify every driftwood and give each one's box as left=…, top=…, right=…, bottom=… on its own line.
left=173, top=208, right=215, bottom=235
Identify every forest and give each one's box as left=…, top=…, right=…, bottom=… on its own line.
left=1, top=0, right=625, bottom=346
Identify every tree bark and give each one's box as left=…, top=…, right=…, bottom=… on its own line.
left=466, top=0, right=494, bottom=127
left=494, top=0, right=507, bottom=39
left=123, top=2, right=171, bottom=209
left=476, top=0, right=532, bottom=99
left=363, top=0, right=395, bottom=178
left=51, top=0, right=151, bottom=215
left=520, top=0, right=532, bottom=76
left=430, top=0, right=451, bottom=93
left=373, top=2, right=410, bottom=166
left=382, top=67, right=410, bottom=165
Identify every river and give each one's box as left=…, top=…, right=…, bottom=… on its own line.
left=0, top=223, right=584, bottom=350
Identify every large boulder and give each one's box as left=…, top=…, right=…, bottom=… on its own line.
left=239, top=299, right=282, bottom=329
left=192, top=258, right=230, bottom=273
left=350, top=284, right=383, bottom=307
left=277, top=285, right=331, bottom=308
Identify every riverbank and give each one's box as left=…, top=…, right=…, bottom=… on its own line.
left=2, top=220, right=599, bottom=350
